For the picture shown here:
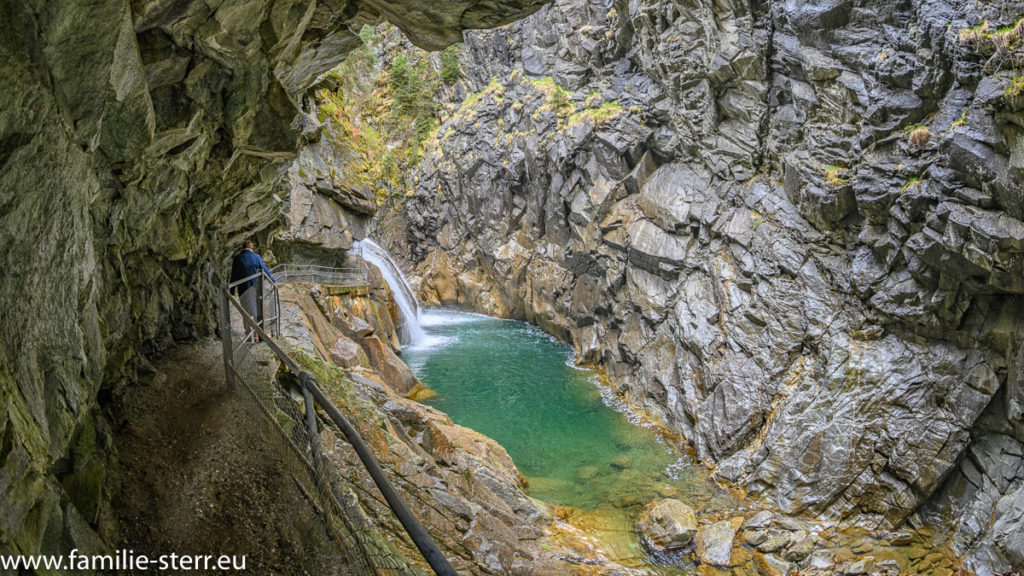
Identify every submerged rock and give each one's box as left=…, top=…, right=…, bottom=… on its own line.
left=635, top=499, right=698, bottom=552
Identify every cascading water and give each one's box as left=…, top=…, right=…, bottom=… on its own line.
left=353, top=239, right=428, bottom=346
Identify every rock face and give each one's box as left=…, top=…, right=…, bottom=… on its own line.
left=0, top=0, right=554, bottom=561
left=389, top=0, right=1024, bottom=572
left=635, top=498, right=697, bottom=552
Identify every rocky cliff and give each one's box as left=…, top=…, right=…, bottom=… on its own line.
left=390, top=0, right=1024, bottom=572
left=0, top=0, right=549, bottom=560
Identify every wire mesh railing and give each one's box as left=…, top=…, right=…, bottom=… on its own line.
left=219, top=284, right=457, bottom=576
left=227, top=270, right=280, bottom=342
left=271, top=264, right=369, bottom=287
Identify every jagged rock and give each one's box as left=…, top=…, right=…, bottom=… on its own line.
left=756, top=530, right=794, bottom=554
left=635, top=499, right=698, bottom=552
left=754, top=552, right=794, bottom=576
left=359, top=335, right=419, bottom=395
left=782, top=530, right=816, bottom=562
left=327, top=336, right=363, bottom=368
left=0, top=0, right=557, bottom=562
left=393, top=0, right=1024, bottom=566
left=744, top=510, right=776, bottom=530
left=696, top=520, right=738, bottom=566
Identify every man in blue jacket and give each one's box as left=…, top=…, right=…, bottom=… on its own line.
left=230, top=240, right=275, bottom=339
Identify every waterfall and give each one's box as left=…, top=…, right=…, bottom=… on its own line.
left=354, top=239, right=427, bottom=346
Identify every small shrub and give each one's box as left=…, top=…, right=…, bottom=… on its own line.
left=529, top=77, right=574, bottom=115
left=440, top=45, right=461, bottom=85
left=908, top=125, right=931, bottom=147
left=824, top=165, right=850, bottom=187
left=956, top=18, right=1024, bottom=71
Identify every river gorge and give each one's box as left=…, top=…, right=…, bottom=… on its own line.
left=1, top=0, right=1023, bottom=574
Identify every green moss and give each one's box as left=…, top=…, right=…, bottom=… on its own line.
left=461, top=78, right=505, bottom=112
left=60, top=417, right=106, bottom=523
left=314, top=24, right=445, bottom=207
left=528, top=76, right=574, bottom=115
left=1006, top=75, right=1024, bottom=98
left=957, top=18, right=1024, bottom=55
left=567, top=101, right=624, bottom=127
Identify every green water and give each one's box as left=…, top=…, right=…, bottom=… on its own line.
left=404, top=310, right=736, bottom=570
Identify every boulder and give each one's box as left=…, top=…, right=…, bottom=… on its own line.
left=327, top=335, right=363, bottom=368
left=360, top=335, right=420, bottom=395
left=696, top=519, right=737, bottom=566
left=635, top=499, right=698, bottom=552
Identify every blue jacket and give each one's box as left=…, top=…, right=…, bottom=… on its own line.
left=230, top=249, right=274, bottom=294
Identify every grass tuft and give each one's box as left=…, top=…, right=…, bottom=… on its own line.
left=908, top=125, right=931, bottom=147
left=824, top=165, right=850, bottom=187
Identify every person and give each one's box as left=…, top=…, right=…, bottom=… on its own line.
left=230, top=240, right=275, bottom=340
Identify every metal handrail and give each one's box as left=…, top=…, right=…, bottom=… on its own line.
left=228, top=269, right=280, bottom=341
left=270, top=263, right=369, bottom=287
left=222, top=290, right=457, bottom=576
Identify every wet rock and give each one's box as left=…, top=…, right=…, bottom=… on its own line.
left=743, top=529, right=769, bottom=547
left=851, top=542, right=873, bottom=554
left=782, top=530, right=815, bottom=562
left=360, top=335, right=421, bottom=395
left=635, top=499, right=698, bottom=552
left=806, top=549, right=835, bottom=570
left=756, top=530, right=794, bottom=554
left=841, top=557, right=875, bottom=575
left=884, top=531, right=914, bottom=546
left=744, top=510, right=775, bottom=530
left=697, top=520, right=738, bottom=566
left=754, top=552, right=794, bottom=576
left=577, top=466, right=599, bottom=481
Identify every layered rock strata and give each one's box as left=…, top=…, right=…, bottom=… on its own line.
left=390, top=0, right=1024, bottom=571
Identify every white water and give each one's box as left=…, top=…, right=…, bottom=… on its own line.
left=353, top=239, right=431, bottom=347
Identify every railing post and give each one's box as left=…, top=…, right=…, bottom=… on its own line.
left=303, top=386, right=321, bottom=458
left=256, top=273, right=265, bottom=334
left=274, top=283, right=281, bottom=337
left=220, top=290, right=235, bottom=389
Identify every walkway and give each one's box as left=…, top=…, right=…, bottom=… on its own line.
left=112, top=341, right=356, bottom=574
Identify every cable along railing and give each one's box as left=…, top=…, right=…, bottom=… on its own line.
left=219, top=266, right=456, bottom=576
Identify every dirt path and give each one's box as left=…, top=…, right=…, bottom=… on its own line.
left=111, top=339, right=347, bottom=574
